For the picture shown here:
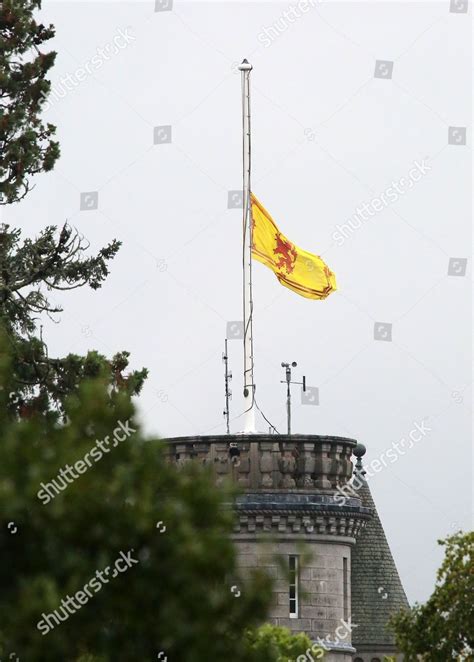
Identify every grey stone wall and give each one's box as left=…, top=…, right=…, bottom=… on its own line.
left=234, top=536, right=355, bottom=647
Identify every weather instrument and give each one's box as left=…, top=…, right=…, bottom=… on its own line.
left=281, top=362, right=306, bottom=435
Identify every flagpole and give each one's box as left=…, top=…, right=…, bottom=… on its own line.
left=239, top=58, right=257, bottom=434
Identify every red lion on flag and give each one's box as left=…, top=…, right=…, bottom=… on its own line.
left=273, top=232, right=297, bottom=274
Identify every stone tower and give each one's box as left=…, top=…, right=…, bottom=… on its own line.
left=164, top=434, right=408, bottom=661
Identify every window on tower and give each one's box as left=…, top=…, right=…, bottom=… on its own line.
left=289, top=555, right=299, bottom=618
left=343, top=556, right=349, bottom=620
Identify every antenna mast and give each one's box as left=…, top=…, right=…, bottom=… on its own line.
left=281, top=362, right=306, bottom=435
left=239, top=58, right=257, bottom=434
left=223, top=339, right=232, bottom=434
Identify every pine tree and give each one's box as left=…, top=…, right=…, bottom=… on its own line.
left=1, top=3, right=146, bottom=419
left=0, top=0, right=60, bottom=204
left=0, top=223, right=147, bottom=420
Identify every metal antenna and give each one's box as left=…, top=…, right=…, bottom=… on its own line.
left=223, top=339, right=232, bottom=434
left=280, top=362, right=306, bottom=435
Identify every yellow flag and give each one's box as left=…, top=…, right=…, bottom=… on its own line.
left=251, top=194, right=337, bottom=300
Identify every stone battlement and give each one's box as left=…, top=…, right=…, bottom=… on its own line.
left=163, top=433, right=356, bottom=491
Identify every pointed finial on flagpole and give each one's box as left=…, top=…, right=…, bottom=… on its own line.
left=238, top=59, right=253, bottom=71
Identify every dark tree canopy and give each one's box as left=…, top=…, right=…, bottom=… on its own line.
left=0, top=0, right=59, bottom=204
left=0, top=348, right=276, bottom=661
left=0, top=224, right=147, bottom=421
left=390, top=531, right=474, bottom=661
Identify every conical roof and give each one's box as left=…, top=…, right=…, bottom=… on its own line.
left=351, top=458, right=409, bottom=649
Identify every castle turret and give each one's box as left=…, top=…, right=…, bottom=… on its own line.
left=164, top=433, right=372, bottom=661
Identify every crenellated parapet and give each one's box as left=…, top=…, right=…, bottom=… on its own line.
left=163, top=433, right=356, bottom=491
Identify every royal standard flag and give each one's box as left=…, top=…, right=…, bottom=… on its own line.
left=251, top=194, right=337, bottom=300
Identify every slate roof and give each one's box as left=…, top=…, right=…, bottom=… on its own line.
left=351, top=470, right=409, bottom=648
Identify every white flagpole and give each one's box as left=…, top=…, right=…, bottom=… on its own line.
left=239, top=58, right=257, bottom=434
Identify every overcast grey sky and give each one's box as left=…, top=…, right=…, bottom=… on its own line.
left=2, top=0, right=471, bottom=604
